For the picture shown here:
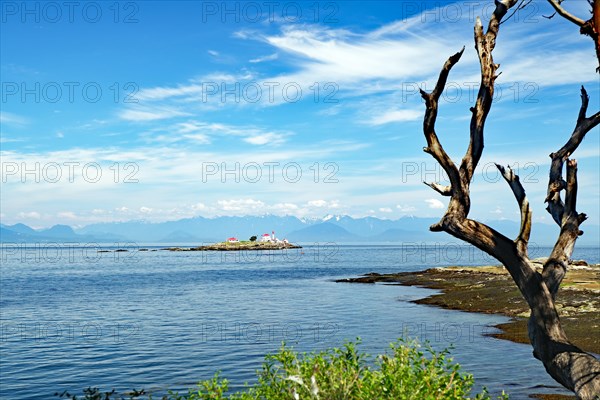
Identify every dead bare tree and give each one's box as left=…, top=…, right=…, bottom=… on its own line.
left=420, top=0, right=600, bottom=398
left=545, top=0, right=600, bottom=72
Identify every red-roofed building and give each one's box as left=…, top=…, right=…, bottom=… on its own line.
left=227, top=237, right=239, bottom=243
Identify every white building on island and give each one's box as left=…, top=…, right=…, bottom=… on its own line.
left=259, top=231, right=289, bottom=244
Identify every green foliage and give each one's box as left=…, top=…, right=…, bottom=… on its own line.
left=249, top=236, right=257, bottom=242
left=55, top=339, right=508, bottom=400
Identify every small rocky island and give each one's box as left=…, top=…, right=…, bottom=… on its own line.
left=164, top=241, right=301, bottom=252
left=164, top=232, right=301, bottom=251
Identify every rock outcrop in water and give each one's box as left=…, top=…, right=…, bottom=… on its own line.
left=163, top=241, right=302, bottom=251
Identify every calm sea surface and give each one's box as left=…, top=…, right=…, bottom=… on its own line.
left=1, top=244, right=598, bottom=399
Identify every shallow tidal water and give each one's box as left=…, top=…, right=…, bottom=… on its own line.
left=1, top=244, right=598, bottom=399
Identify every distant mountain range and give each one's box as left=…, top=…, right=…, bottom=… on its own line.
left=0, top=223, right=122, bottom=243
left=1, top=215, right=599, bottom=246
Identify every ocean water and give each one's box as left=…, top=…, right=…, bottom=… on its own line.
left=1, top=244, right=598, bottom=399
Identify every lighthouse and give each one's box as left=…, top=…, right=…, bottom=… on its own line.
left=271, top=230, right=275, bottom=241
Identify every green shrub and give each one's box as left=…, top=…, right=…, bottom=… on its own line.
left=55, top=338, right=508, bottom=399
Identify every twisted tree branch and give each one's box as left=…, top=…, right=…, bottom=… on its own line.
left=547, top=0, right=586, bottom=26
left=543, top=87, right=600, bottom=301
left=423, top=181, right=452, bottom=196
left=496, top=164, right=532, bottom=254
left=419, top=48, right=464, bottom=194
left=546, top=87, right=598, bottom=226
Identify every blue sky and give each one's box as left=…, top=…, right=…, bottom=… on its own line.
left=1, top=0, right=599, bottom=228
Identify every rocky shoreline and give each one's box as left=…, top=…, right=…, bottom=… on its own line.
left=337, top=261, right=599, bottom=355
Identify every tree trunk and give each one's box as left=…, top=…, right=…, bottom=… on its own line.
left=418, top=1, right=600, bottom=397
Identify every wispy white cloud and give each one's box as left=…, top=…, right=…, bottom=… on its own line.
left=263, top=25, right=455, bottom=84
left=397, top=204, right=417, bottom=212
left=143, top=120, right=292, bottom=146
left=217, top=198, right=265, bottom=211
left=136, top=85, right=205, bottom=102
left=119, top=108, right=190, bottom=121
left=307, top=200, right=339, bottom=209
left=0, top=138, right=371, bottom=225
left=243, top=132, right=286, bottom=145
left=0, top=111, right=29, bottom=125
left=425, top=198, right=445, bottom=209
left=120, top=4, right=596, bottom=126
left=17, top=211, right=41, bottom=219
left=499, top=49, right=596, bottom=87
left=307, top=199, right=328, bottom=207
left=366, top=108, right=423, bottom=125
left=272, top=202, right=299, bottom=213
left=0, top=136, right=24, bottom=144
left=249, top=53, right=278, bottom=63
left=57, top=211, right=77, bottom=219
